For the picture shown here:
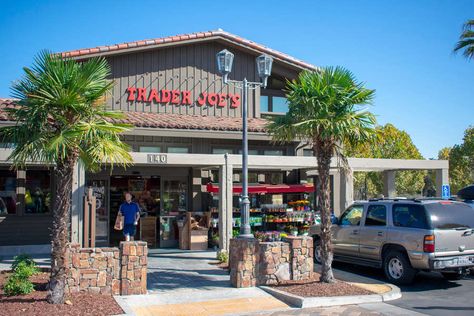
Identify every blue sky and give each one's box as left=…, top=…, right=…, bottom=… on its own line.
left=0, top=0, right=472, bottom=158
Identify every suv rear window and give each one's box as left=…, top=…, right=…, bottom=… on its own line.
left=392, top=204, right=429, bottom=229
left=424, top=202, right=474, bottom=229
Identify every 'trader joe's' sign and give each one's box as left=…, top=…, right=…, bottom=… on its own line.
left=126, top=87, right=241, bottom=108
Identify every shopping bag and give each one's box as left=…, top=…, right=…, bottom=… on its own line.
left=114, top=212, right=124, bottom=230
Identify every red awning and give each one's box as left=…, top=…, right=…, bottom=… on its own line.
left=206, top=183, right=314, bottom=194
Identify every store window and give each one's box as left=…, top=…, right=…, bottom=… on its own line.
left=0, top=170, right=17, bottom=215
left=303, top=149, right=313, bottom=157
left=139, top=146, right=161, bottom=153
left=260, top=96, right=269, bottom=112
left=162, top=179, right=187, bottom=214
left=168, top=147, right=189, bottom=154
left=273, top=97, right=289, bottom=113
left=264, top=149, right=284, bottom=156
left=238, top=149, right=259, bottom=155
left=25, top=170, right=51, bottom=214
left=260, top=94, right=289, bottom=113
left=212, top=148, right=233, bottom=154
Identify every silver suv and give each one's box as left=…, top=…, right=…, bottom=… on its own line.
left=310, top=199, right=474, bottom=285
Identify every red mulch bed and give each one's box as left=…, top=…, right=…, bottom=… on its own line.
left=0, top=271, right=123, bottom=316
left=272, top=272, right=374, bottom=297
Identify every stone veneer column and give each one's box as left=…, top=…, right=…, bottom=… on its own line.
left=229, top=238, right=259, bottom=288
left=120, top=241, right=148, bottom=295
left=286, top=236, right=314, bottom=280
left=65, top=241, right=148, bottom=296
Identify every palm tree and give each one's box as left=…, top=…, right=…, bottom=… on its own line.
left=454, top=19, right=474, bottom=60
left=268, top=67, right=376, bottom=283
left=0, top=51, right=132, bottom=304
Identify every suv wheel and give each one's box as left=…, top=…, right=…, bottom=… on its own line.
left=441, top=272, right=463, bottom=281
left=383, top=251, right=416, bottom=285
left=313, top=238, right=322, bottom=264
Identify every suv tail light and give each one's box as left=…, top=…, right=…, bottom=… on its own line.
left=424, top=235, right=435, bottom=253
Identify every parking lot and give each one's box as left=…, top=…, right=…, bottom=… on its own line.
left=328, top=262, right=474, bottom=316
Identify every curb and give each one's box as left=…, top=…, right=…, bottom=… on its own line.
left=259, top=283, right=401, bottom=308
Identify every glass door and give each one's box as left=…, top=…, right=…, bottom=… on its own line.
left=87, top=179, right=109, bottom=247
left=160, top=177, right=188, bottom=248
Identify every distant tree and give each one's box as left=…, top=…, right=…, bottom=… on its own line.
left=440, top=127, right=474, bottom=193
left=345, top=123, right=425, bottom=198
left=454, top=19, right=474, bottom=60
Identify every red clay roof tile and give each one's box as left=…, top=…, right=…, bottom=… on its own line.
left=60, top=30, right=316, bottom=70
left=0, top=98, right=269, bottom=133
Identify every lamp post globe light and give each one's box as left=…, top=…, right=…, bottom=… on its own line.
left=216, top=50, right=273, bottom=239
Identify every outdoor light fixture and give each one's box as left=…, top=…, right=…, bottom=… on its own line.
left=216, top=49, right=273, bottom=239
left=216, top=49, right=234, bottom=84
left=256, top=54, right=273, bottom=88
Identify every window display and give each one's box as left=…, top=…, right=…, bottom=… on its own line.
left=25, top=170, right=51, bottom=214
left=0, top=170, right=16, bottom=215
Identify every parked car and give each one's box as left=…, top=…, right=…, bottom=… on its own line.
left=310, top=199, right=474, bottom=285
left=457, top=185, right=474, bottom=209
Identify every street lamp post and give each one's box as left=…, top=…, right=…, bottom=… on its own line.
left=216, top=49, right=273, bottom=239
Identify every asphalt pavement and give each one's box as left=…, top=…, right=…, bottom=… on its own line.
left=323, top=261, right=474, bottom=316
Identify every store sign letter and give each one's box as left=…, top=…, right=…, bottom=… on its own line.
left=126, top=86, right=240, bottom=108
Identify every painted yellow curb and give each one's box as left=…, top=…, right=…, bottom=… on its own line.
left=349, top=282, right=392, bottom=294
left=133, top=296, right=289, bottom=316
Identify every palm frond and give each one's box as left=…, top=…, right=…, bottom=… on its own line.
left=1, top=50, right=133, bottom=169
left=267, top=66, right=377, bottom=165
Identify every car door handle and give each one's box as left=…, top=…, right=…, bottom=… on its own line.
left=377, top=231, right=384, bottom=237
left=352, top=230, right=359, bottom=235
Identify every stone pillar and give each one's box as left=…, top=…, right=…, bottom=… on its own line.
left=340, top=168, right=354, bottom=209
left=383, top=170, right=396, bottom=198
left=218, top=154, right=233, bottom=252
left=286, top=236, right=313, bottom=280
left=65, top=244, right=120, bottom=295
left=16, top=169, right=26, bottom=215
left=120, top=241, right=148, bottom=295
left=229, top=238, right=259, bottom=288
left=71, top=161, right=85, bottom=245
left=435, top=168, right=449, bottom=198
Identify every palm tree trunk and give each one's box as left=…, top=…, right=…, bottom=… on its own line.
left=47, top=157, right=75, bottom=304
left=315, top=140, right=336, bottom=283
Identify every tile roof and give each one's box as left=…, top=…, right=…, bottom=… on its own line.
left=0, top=98, right=269, bottom=133
left=61, top=29, right=316, bottom=71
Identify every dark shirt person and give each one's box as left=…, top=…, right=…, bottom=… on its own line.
left=119, top=192, right=140, bottom=241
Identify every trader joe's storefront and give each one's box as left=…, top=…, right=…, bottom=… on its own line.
left=82, top=153, right=334, bottom=251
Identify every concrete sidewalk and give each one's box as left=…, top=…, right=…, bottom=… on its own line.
left=115, top=249, right=291, bottom=315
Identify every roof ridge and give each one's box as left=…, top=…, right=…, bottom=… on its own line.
left=60, top=30, right=316, bottom=70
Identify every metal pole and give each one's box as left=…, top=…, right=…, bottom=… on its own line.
left=240, top=78, right=252, bottom=238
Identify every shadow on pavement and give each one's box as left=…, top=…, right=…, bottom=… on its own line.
left=147, top=270, right=231, bottom=291
left=327, top=261, right=470, bottom=292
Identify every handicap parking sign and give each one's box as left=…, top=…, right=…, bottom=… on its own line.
left=442, top=184, right=450, bottom=199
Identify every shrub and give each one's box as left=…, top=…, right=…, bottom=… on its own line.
left=4, top=274, right=34, bottom=296
left=11, top=254, right=36, bottom=270
left=14, top=261, right=39, bottom=279
left=216, top=251, right=229, bottom=263
left=3, top=254, right=38, bottom=296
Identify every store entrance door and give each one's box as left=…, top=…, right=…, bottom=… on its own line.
left=109, top=175, right=161, bottom=246
left=159, top=177, right=188, bottom=248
